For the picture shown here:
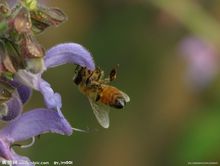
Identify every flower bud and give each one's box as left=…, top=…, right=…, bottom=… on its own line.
left=0, top=2, right=10, bottom=34
left=13, top=7, right=32, bottom=33
left=20, top=33, right=44, bottom=58
left=0, top=1, right=11, bottom=18
left=0, top=40, right=16, bottom=75
left=4, top=39, right=26, bottom=71
left=26, top=57, right=45, bottom=74
left=31, top=7, right=67, bottom=33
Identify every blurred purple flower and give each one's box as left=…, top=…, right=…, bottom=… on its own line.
left=0, top=108, right=72, bottom=165
left=179, top=36, right=219, bottom=89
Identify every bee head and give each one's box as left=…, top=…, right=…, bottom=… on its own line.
left=73, top=66, right=83, bottom=85
left=73, top=66, right=92, bottom=85
left=73, top=73, right=82, bottom=85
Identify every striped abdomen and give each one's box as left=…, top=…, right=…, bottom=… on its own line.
left=99, top=85, right=126, bottom=109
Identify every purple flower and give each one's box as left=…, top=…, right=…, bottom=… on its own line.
left=179, top=36, right=219, bottom=89
left=0, top=42, right=94, bottom=165
left=44, top=43, right=95, bottom=70
left=15, top=43, right=95, bottom=110
left=2, top=42, right=94, bottom=121
left=0, top=81, right=30, bottom=122
left=1, top=0, right=96, bottom=164
left=0, top=91, right=22, bottom=121
left=0, top=108, right=72, bottom=165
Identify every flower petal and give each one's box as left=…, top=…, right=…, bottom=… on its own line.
left=0, top=108, right=73, bottom=143
left=10, top=149, right=34, bottom=166
left=0, top=139, right=11, bottom=160
left=0, top=92, right=22, bottom=121
left=16, top=84, right=32, bottom=104
left=38, top=79, right=62, bottom=109
left=0, top=91, right=23, bottom=121
left=44, top=43, right=95, bottom=70
left=15, top=70, right=41, bottom=90
left=0, top=139, right=33, bottom=165
left=8, top=80, right=32, bottom=104
left=15, top=70, right=62, bottom=110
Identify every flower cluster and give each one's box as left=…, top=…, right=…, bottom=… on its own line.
left=179, top=36, right=219, bottom=90
left=0, top=0, right=95, bottom=165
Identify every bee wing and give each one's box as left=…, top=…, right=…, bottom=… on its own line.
left=119, top=90, right=130, bottom=103
left=88, top=98, right=110, bottom=128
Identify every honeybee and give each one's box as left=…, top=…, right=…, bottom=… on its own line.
left=73, top=66, right=130, bottom=128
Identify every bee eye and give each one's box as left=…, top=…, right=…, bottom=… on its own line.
left=73, top=73, right=82, bottom=85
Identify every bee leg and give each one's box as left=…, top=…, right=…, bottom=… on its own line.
left=104, top=64, right=119, bottom=83
left=95, top=94, right=101, bottom=102
left=109, top=68, right=117, bottom=81
left=99, top=69, right=105, bottom=80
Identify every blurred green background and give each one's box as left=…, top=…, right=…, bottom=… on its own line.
left=15, top=0, right=220, bottom=165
